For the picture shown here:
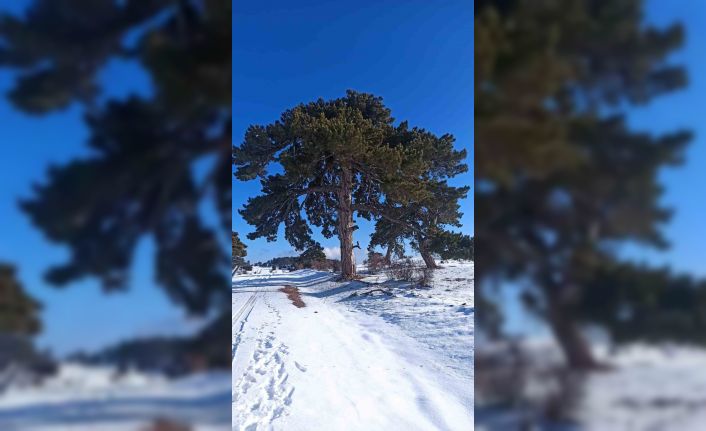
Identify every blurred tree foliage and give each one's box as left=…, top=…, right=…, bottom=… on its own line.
left=475, top=0, right=699, bottom=368
left=0, top=263, right=41, bottom=336
left=0, top=0, right=231, bottom=316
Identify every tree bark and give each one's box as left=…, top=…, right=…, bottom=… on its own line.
left=546, top=295, right=600, bottom=370
left=384, top=245, right=393, bottom=265
left=338, top=166, right=356, bottom=279
left=418, top=239, right=438, bottom=269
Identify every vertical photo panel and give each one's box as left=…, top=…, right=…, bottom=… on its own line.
left=0, top=1, right=232, bottom=429
left=475, top=0, right=706, bottom=429
left=232, top=0, right=474, bottom=430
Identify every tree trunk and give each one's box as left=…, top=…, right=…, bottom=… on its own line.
left=419, top=239, right=438, bottom=269
left=338, top=166, right=356, bottom=279
left=546, top=295, right=600, bottom=370
left=384, top=245, right=393, bottom=265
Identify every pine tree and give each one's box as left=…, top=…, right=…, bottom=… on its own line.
left=370, top=119, right=469, bottom=269
left=0, top=0, right=231, bottom=315
left=476, top=0, right=694, bottom=368
left=371, top=179, right=469, bottom=269
left=0, top=263, right=41, bottom=336
left=234, top=91, right=438, bottom=279
left=232, top=232, right=247, bottom=272
left=298, top=244, right=327, bottom=268
left=429, top=232, right=474, bottom=261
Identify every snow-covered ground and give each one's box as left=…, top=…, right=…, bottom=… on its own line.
left=0, top=363, right=230, bottom=430
left=232, top=261, right=474, bottom=430
left=476, top=338, right=706, bottom=430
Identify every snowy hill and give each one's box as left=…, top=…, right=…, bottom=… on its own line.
left=232, top=261, right=474, bottom=430
left=0, top=363, right=230, bottom=430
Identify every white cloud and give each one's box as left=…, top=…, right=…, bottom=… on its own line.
left=323, top=246, right=341, bottom=260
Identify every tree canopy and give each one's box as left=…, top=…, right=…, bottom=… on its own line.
left=234, top=90, right=467, bottom=279
left=475, top=0, right=696, bottom=368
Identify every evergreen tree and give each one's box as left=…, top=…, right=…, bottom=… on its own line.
left=368, top=119, right=469, bottom=269
left=232, top=232, right=247, bottom=271
left=298, top=244, right=327, bottom=268
left=371, top=179, right=469, bottom=269
left=429, top=232, right=474, bottom=261
left=368, top=219, right=406, bottom=265
left=0, top=263, right=41, bottom=336
left=234, top=91, right=440, bottom=279
left=0, top=0, right=231, bottom=315
left=476, top=0, right=694, bottom=368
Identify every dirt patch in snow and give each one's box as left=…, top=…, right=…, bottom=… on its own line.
left=280, top=286, right=306, bottom=308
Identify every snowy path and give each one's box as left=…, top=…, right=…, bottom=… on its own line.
left=232, top=268, right=473, bottom=431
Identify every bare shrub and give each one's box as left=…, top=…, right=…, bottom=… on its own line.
left=279, top=286, right=306, bottom=308
left=476, top=341, right=584, bottom=427
left=367, top=252, right=386, bottom=274
left=141, top=418, right=192, bottom=431
left=310, top=260, right=330, bottom=271
left=388, top=258, right=416, bottom=282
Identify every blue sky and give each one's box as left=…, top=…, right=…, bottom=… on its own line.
left=233, top=0, right=474, bottom=263
left=618, top=0, right=706, bottom=278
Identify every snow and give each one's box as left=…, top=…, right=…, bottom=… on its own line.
left=476, top=338, right=706, bottom=430
left=579, top=344, right=706, bottom=430
left=0, top=363, right=230, bottom=430
left=232, top=262, right=474, bottom=431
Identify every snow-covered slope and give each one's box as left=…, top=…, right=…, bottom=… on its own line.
left=232, top=262, right=474, bottom=431
left=0, top=363, right=230, bottom=430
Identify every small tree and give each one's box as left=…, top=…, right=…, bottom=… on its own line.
left=298, top=244, right=327, bottom=269
left=429, top=232, right=474, bottom=261
left=232, top=232, right=247, bottom=272
left=371, top=180, right=469, bottom=269
left=0, top=263, right=41, bottom=336
left=366, top=251, right=386, bottom=274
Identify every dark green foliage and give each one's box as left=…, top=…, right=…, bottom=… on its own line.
left=298, top=244, right=326, bottom=268
left=370, top=180, right=469, bottom=268
left=232, top=231, right=247, bottom=270
left=0, top=1, right=231, bottom=315
left=0, top=263, right=41, bottom=336
left=258, top=257, right=299, bottom=269
left=475, top=0, right=696, bottom=367
left=579, top=263, right=706, bottom=344
left=234, top=91, right=449, bottom=278
left=430, top=232, right=474, bottom=261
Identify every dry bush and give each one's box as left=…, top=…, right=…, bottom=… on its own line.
left=476, top=341, right=584, bottom=426
left=366, top=252, right=387, bottom=274
left=388, top=258, right=417, bottom=282
left=386, top=259, right=435, bottom=287
left=141, top=418, right=191, bottom=431
left=310, top=260, right=330, bottom=271
left=279, top=286, right=306, bottom=308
